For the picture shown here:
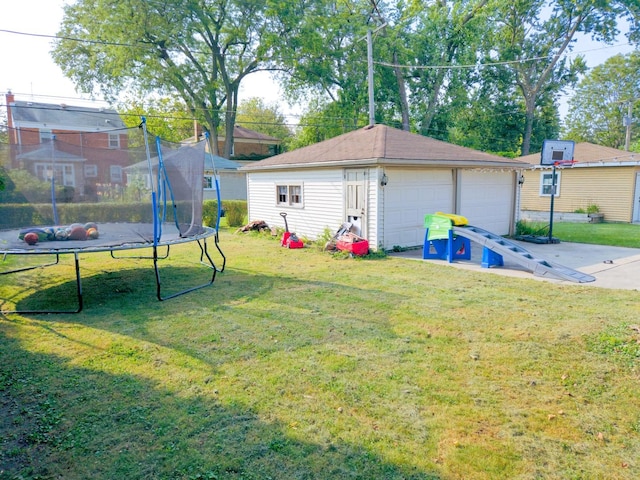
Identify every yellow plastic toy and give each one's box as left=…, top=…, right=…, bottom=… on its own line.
left=435, top=212, right=468, bottom=226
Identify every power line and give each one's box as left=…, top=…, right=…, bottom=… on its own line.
left=375, top=42, right=635, bottom=71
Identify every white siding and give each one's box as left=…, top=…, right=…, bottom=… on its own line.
left=366, top=169, right=380, bottom=249
left=381, top=168, right=454, bottom=249
left=204, top=171, right=247, bottom=201
left=458, top=170, right=515, bottom=235
left=246, top=169, right=344, bottom=239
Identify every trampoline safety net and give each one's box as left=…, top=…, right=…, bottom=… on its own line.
left=1, top=120, right=210, bottom=250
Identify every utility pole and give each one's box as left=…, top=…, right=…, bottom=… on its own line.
left=367, top=29, right=375, bottom=126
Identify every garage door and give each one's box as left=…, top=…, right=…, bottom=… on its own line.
left=458, top=170, right=514, bottom=235
left=383, top=169, right=454, bottom=249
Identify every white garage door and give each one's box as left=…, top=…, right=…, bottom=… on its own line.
left=458, top=170, right=514, bottom=235
left=383, top=169, right=454, bottom=249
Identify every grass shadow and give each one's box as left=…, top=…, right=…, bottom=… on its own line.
left=0, top=322, right=440, bottom=479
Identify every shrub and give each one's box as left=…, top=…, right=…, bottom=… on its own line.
left=586, top=204, right=600, bottom=214
left=202, top=200, right=221, bottom=227
left=515, top=219, right=548, bottom=237
left=222, top=200, right=247, bottom=227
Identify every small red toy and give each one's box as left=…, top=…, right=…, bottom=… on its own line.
left=280, top=212, right=304, bottom=249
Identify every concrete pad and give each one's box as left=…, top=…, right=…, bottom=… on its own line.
left=389, top=240, right=640, bottom=290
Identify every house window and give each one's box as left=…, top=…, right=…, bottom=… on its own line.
left=40, top=129, right=53, bottom=143
left=35, top=163, right=75, bottom=187
left=540, top=171, right=560, bottom=196
left=204, top=174, right=219, bottom=190
left=276, top=184, right=303, bottom=206
left=108, top=133, right=120, bottom=149
left=85, top=164, right=98, bottom=177
left=110, top=165, right=123, bottom=183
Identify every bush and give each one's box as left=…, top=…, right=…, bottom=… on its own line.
left=223, top=200, right=247, bottom=227
left=586, top=204, right=600, bottom=214
left=202, top=200, right=221, bottom=228
left=515, top=219, right=548, bottom=237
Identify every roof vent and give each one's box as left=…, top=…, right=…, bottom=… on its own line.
left=364, top=124, right=375, bottom=130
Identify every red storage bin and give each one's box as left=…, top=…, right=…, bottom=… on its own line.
left=336, top=239, right=369, bottom=256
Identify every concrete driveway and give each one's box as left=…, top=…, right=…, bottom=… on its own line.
left=389, top=240, right=640, bottom=290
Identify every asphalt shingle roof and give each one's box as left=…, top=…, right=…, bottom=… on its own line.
left=242, top=124, right=527, bottom=170
left=10, top=101, right=126, bottom=130
left=519, top=142, right=640, bottom=165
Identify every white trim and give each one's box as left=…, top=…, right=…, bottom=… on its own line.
left=539, top=170, right=560, bottom=197
left=110, top=165, right=123, bottom=183
left=34, top=162, right=75, bottom=187
left=275, top=182, right=304, bottom=208
left=204, top=174, right=220, bottom=190
left=84, top=164, right=98, bottom=177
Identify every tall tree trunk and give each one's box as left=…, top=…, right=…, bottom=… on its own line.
left=393, top=51, right=410, bottom=131
left=521, top=95, right=536, bottom=156
left=222, top=88, right=238, bottom=159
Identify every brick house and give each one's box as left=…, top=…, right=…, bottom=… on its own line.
left=5, top=91, right=130, bottom=202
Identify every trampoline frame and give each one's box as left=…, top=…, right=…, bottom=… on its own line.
left=0, top=226, right=226, bottom=314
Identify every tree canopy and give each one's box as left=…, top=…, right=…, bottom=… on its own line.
left=51, top=0, right=640, bottom=157
left=53, top=0, right=311, bottom=157
left=234, top=97, right=293, bottom=145
left=563, top=52, right=640, bottom=149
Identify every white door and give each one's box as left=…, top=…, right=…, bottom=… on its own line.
left=382, top=169, right=454, bottom=249
left=633, top=172, right=640, bottom=223
left=458, top=170, right=515, bottom=235
left=345, top=169, right=367, bottom=236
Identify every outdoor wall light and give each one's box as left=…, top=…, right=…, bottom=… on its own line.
left=518, top=175, right=525, bottom=185
left=380, top=172, right=388, bottom=186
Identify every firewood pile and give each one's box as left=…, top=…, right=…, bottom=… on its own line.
left=237, top=220, right=270, bottom=233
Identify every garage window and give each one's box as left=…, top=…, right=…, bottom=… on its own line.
left=540, top=171, right=560, bottom=196
left=276, top=184, right=303, bottom=206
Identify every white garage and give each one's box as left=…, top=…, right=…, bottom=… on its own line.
left=242, top=124, right=527, bottom=251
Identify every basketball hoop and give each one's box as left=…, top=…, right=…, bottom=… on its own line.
left=553, top=159, right=576, bottom=167
left=541, top=139, right=575, bottom=166
left=540, top=139, right=575, bottom=244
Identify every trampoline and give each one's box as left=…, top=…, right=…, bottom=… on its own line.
left=1, top=117, right=226, bottom=314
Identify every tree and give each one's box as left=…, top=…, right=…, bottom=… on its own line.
left=563, top=52, right=640, bottom=149
left=287, top=98, right=364, bottom=150
left=402, top=0, right=492, bottom=137
left=52, top=0, right=310, bottom=157
left=235, top=97, right=292, bottom=144
left=117, top=97, right=196, bottom=143
left=491, top=0, right=639, bottom=155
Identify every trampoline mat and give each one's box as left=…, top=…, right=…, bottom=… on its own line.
left=0, top=222, right=214, bottom=254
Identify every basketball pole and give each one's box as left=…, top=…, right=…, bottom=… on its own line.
left=548, top=162, right=558, bottom=243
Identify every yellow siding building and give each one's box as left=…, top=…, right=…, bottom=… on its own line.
left=519, top=143, right=640, bottom=223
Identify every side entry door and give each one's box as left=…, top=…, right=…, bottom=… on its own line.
left=345, top=169, right=368, bottom=237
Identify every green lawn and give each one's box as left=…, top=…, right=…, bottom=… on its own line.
left=517, top=221, right=640, bottom=248
left=551, top=222, right=640, bottom=248
left=1, top=229, right=640, bottom=479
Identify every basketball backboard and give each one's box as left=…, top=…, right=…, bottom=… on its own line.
left=540, top=140, right=575, bottom=166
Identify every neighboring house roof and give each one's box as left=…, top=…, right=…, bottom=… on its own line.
left=520, top=142, right=640, bottom=167
left=187, top=125, right=281, bottom=144
left=205, top=153, right=242, bottom=171
left=230, top=125, right=280, bottom=143
left=242, top=124, right=527, bottom=171
left=10, top=100, right=126, bottom=131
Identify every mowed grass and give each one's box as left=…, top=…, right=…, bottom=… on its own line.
left=1, top=229, right=640, bottom=479
left=526, top=221, right=640, bottom=248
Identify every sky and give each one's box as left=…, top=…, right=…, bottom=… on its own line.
left=0, top=0, right=286, bottom=111
left=0, top=0, right=636, bottom=121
